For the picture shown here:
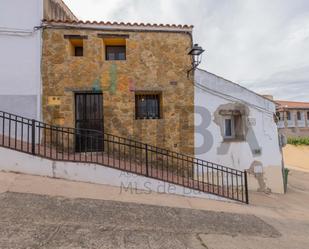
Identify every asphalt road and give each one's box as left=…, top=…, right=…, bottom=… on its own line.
left=0, top=192, right=279, bottom=249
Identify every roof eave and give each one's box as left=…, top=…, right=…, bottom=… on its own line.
left=42, top=20, right=194, bottom=33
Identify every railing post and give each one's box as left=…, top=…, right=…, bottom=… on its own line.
left=244, top=170, right=249, bottom=204
left=145, top=144, right=149, bottom=177
left=31, top=119, right=36, bottom=155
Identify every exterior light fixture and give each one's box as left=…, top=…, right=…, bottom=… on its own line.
left=187, top=43, right=205, bottom=77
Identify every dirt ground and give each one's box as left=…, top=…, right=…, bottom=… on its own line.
left=0, top=166, right=309, bottom=249
left=283, top=144, right=309, bottom=171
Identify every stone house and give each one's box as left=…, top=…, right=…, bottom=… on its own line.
left=275, top=100, right=309, bottom=138
left=41, top=19, right=195, bottom=155
left=0, top=0, right=285, bottom=196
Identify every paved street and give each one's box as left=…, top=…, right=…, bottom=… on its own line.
left=0, top=169, right=308, bottom=248
left=0, top=192, right=278, bottom=249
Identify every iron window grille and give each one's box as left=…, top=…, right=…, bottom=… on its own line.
left=135, top=94, right=161, bottom=119
left=106, top=46, right=126, bottom=60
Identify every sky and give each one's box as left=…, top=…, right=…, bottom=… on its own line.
left=63, top=0, right=309, bottom=101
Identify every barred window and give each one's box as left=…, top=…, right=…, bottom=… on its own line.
left=135, top=94, right=161, bottom=119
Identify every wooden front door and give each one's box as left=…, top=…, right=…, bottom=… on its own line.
left=75, top=93, right=103, bottom=152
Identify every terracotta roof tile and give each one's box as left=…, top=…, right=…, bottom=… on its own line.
left=42, top=19, right=194, bottom=30
left=276, top=100, right=309, bottom=110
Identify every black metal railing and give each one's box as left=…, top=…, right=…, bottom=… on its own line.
left=0, top=110, right=249, bottom=203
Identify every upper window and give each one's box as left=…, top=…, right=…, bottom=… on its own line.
left=224, top=117, right=234, bottom=138
left=74, top=46, right=83, bottom=56
left=98, top=34, right=128, bottom=61
left=64, top=35, right=87, bottom=57
left=286, top=111, right=291, bottom=120
left=297, top=111, right=302, bottom=120
left=106, top=46, right=126, bottom=61
left=135, top=94, right=161, bottom=119
left=69, top=39, right=84, bottom=56
left=307, top=111, right=309, bottom=120
left=219, top=110, right=244, bottom=141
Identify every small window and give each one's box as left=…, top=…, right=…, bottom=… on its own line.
left=135, top=94, right=161, bottom=119
left=74, top=46, right=83, bottom=56
left=69, top=39, right=84, bottom=57
left=224, top=117, right=235, bottom=138
left=286, top=111, right=291, bottom=120
left=307, top=111, right=309, bottom=120
left=219, top=110, right=244, bottom=141
left=297, top=111, right=302, bottom=120
left=106, top=46, right=126, bottom=60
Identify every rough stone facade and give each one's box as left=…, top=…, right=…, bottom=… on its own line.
left=42, top=26, right=194, bottom=155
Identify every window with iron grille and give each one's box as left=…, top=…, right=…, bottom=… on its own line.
left=135, top=94, right=161, bottom=119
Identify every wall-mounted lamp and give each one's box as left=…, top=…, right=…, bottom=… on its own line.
left=187, top=43, right=205, bottom=78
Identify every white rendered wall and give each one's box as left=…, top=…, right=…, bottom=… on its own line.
left=194, top=69, right=284, bottom=193
left=0, top=147, right=230, bottom=202
left=0, top=0, right=43, bottom=120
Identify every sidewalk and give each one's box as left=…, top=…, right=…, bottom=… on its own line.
left=0, top=169, right=308, bottom=220
left=0, top=171, right=247, bottom=214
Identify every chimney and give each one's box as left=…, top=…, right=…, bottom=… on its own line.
left=262, top=95, right=274, bottom=100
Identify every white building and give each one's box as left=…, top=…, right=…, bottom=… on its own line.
left=195, top=69, right=284, bottom=193
left=0, top=0, right=76, bottom=120
left=275, top=100, right=309, bottom=137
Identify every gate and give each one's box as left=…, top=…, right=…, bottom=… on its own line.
left=75, top=93, right=103, bottom=152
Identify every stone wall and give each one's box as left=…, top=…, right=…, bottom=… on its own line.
left=279, top=127, right=309, bottom=138
left=42, top=27, right=194, bottom=155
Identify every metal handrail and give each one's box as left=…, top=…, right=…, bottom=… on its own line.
left=0, top=110, right=249, bottom=203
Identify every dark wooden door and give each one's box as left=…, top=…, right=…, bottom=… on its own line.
left=75, top=93, right=103, bottom=152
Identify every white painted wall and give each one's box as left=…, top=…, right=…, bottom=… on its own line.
left=0, top=147, right=230, bottom=202
left=0, top=0, right=43, bottom=120
left=194, top=69, right=284, bottom=193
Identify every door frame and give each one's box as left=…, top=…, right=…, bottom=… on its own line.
left=74, top=91, right=104, bottom=152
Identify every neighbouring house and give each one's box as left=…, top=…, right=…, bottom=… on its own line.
left=0, top=0, right=76, bottom=120
left=275, top=100, right=309, bottom=138
left=195, top=70, right=284, bottom=193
